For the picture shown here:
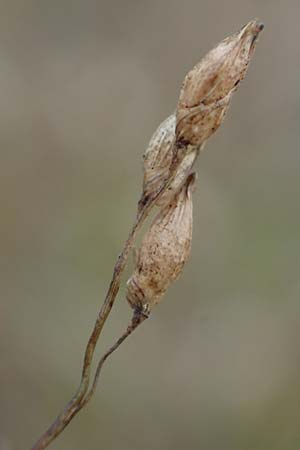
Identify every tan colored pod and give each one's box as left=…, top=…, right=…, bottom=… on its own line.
left=176, top=19, right=264, bottom=147
left=156, top=147, right=199, bottom=206
left=138, top=20, right=263, bottom=211
left=127, top=173, right=196, bottom=315
left=139, top=114, right=201, bottom=209
left=140, top=114, right=175, bottom=207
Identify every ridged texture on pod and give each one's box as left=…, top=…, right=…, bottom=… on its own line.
left=140, top=114, right=201, bottom=208
left=141, top=114, right=175, bottom=204
left=176, top=19, right=264, bottom=147
left=156, top=147, right=198, bottom=206
left=138, top=20, right=263, bottom=211
left=127, top=173, right=196, bottom=315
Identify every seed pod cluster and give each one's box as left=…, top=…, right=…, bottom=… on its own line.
left=127, top=173, right=196, bottom=315
left=130, top=20, right=263, bottom=315
left=138, top=20, right=263, bottom=213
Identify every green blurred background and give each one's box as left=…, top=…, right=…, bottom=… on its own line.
left=1, top=1, right=300, bottom=449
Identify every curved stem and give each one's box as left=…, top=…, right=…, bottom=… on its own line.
left=30, top=147, right=184, bottom=450
left=30, top=214, right=144, bottom=450
left=81, top=311, right=147, bottom=408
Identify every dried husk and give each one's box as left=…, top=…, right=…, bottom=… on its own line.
left=139, top=113, right=200, bottom=208
left=140, top=114, right=175, bottom=206
left=176, top=19, right=264, bottom=147
left=127, top=173, right=196, bottom=315
left=138, top=20, right=263, bottom=211
left=157, top=147, right=199, bottom=206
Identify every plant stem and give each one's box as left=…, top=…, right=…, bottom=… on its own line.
left=30, top=147, right=185, bottom=450
left=30, top=214, right=144, bottom=450
left=81, top=311, right=147, bottom=408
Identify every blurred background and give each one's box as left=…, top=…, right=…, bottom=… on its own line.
left=1, top=1, right=300, bottom=449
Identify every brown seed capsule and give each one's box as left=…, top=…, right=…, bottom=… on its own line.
left=176, top=19, right=264, bottom=147
left=140, top=114, right=175, bottom=207
left=139, top=114, right=202, bottom=209
left=138, top=20, right=263, bottom=212
left=157, top=146, right=199, bottom=206
left=127, top=173, right=196, bottom=315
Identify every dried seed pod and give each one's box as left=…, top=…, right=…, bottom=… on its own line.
left=157, top=147, right=198, bottom=206
left=176, top=19, right=264, bottom=147
left=138, top=20, right=263, bottom=212
left=139, top=114, right=202, bottom=210
left=140, top=114, right=175, bottom=208
left=127, top=173, right=196, bottom=315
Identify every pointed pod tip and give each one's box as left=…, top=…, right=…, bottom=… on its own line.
left=239, top=19, right=264, bottom=51
left=257, top=22, right=265, bottom=32
left=245, top=19, right=265, bottom=34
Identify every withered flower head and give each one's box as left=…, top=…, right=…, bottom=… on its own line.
left=127, top=173, right=196, bottom=315
left=176, top=19, right=264, bottom=147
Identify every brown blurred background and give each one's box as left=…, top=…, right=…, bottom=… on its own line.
left=1, top=1, right=300, bottom=449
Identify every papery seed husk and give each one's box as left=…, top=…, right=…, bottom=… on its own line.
left=176, top=19, right=264, bottom=147
left=141, top=114, right=175, bottom=205
left=140, top=114, right=202, bottom=209
left=127, top=173, right=196, bottom=314
left=156, top=147, right=199, bottom=206
left=138, top=20, right=263, bottom=210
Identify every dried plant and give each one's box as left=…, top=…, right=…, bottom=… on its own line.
left=127, top=173, right=196, bottom=315
left=138, top=20, right=264, bottom=213
left=30, top=19, right=263, bottom=450
left=139, top=113, right=201, bottom=209
left=176, top=20, right=264, bottom=148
